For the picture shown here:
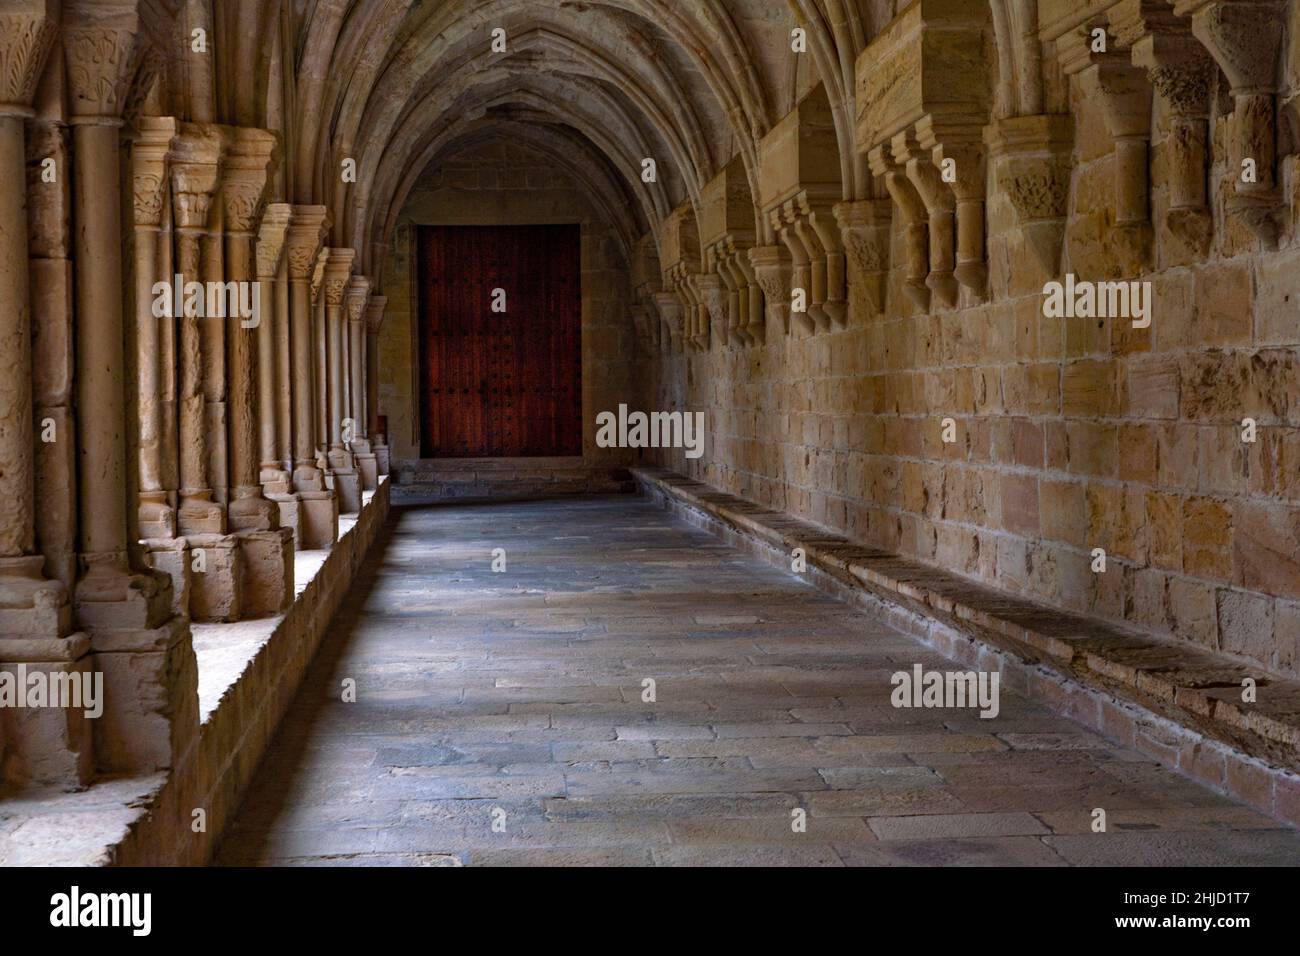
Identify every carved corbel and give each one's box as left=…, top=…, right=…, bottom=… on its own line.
left=747, top=244, right=790, bottom=335
left=1059, top=24, right=1155, bottom=264
left=894, top=129, right=958, bottom=309
left=833, top=198, right=892, bottom=317
left=927, top=139, right=987, bottom=299
left=1174, top=0, right=1285, bottom=247
left=221, top=127, right=277, bottom=239
left=721, top=238, right=765, bottom=345
left=770, top=206, right=815, bottom=332
left=986, top=114, right=1073, bottom=281
left=694, top=271, right=725, bottom=350
left=869, top=144, right=930, bottom=314
left=652, top=290, right=684, bottom=352
left=1110, top=0, right=1215, bottom=257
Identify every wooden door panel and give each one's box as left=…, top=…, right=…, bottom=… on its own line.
left=417, top=224, right=582, bottom=458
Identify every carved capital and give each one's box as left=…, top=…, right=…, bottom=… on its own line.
left=0, top=3, right=58, bottom=115
left=63, top=3, right=139, bottom=122
left=651, top=290, right=684, bottom=350
left=255, top=202, right=292, bottom=278
left=131, top=116, right=177, bottom=229
left=221, top=127, right=277, bottom=236
left=170, top=125, right=222, bottom=232
left=345, top=276, right=370, bottom=322
left=286, top=204, right=329, bottom=279
left=747, top=244, right=791, bottom=334
left=834, top=198, right=891, bottom=315
left=323, top=248, right=356, bottom=305
left=988, top=114, right=1074, bottom=278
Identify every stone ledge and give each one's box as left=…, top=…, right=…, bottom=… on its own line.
left=0, top=479, right=391, bottom=866
left=632, top=466, right=1300, bottom=828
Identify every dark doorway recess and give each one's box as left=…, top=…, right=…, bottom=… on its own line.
left=417, top=223, right=582, bottom=458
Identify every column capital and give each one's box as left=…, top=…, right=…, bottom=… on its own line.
left=255, top=202, right=292, bottom=278
left=63, top=2, right=140, bottom=124
left=132, top=115, right=177, bottom=229
left=1174, top=0, right=1285, bottom=94
left=170, top=124, right=222, bottom=232
left=0, top=0, right=59, bottom=117
left=364, top=295, right=387, bottom=334
left=323, top=248, right=356, bottom=305
left=345, top=276, right=370, bottom=323
left=285, top=204, right=330, bottom=279
left=221, top=126, right=277, bottom=237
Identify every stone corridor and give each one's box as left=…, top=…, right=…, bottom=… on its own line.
left=216, top=496, right=1300, bottom=867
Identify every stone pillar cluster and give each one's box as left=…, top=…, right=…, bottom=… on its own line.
left=0, top=0, right=388, bottom=791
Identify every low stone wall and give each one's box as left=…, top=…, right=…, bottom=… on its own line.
left=103, top=480, right=391, bottom=866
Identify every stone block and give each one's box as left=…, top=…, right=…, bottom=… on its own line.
left=238, top=529, right=294, bottom=618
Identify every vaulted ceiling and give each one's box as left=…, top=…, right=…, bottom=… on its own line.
left=142, top=1, right=900, bottom=277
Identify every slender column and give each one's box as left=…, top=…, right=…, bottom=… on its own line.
left=345, top=277, right=370, bottom=441
left=65, top=13, right=169, bottom=621
left=364, top=295, right=387, bottom=466
left=322, top=249, right=354, bottom=458
left=256, top=203, right=291, bottom=485
left=201, top=198, right=227, bottom=506
left=285, top=206, right=328, bottom=489
left=132, top=117, right=178, bottom=539
left=274, top=251, right=292, bottom=472
left=170, top=127, right=224, bottom=534
left=0, top=4, right=66, bottom=626
left=221, top=127, right=278, bottom=532
left=311, top=253, right=329, bottom=458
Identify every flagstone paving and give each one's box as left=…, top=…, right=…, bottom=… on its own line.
left=215, top=495, right=1300, bottom=866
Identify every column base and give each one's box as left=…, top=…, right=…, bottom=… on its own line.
left=89, top=613, right=197, bottom=775
left=237, top=528, right=294, bottom=617
left=296, top=490, right=338, bottom=550
left=185, top=534, right=243, bottom=623
left=0, top=555, right=71, bottom=637
left=177, top=493, right=225, bottom=536
left=356, top=453, right=378, bottom=491
left=267, top=491, right=301, bottom=545
left=375, top=442, right=390, bottom=476
left=292, top=462, right=326, bottom=493
left=73, top=553, right=173, bottom=632
left=0, top=634, right=95, bottom=788
left=327, top=469, right=362, bottom=515
left=259, top=463, right=293, bottom=492
left=138, top=493, right=176, bottom=539
left=143, top=537, right=191, bottom=619
left=228, top=489, right=280, bottom=533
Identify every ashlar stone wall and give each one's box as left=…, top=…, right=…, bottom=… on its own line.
left=645, top=1, right=1300, bottom=681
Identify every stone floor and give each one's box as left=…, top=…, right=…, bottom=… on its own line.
left=215, top=495, right=1300, bottom=866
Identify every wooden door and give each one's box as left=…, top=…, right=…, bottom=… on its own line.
left=417, top=224, right=582, bottom=458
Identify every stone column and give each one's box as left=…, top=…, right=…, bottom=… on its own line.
left=220, top=127, right=277, bottom=533
left=132, top=117, right=177, bottom=540
left=311, top=252, right=329, bottom=460
left=0, top=0, right=92, bottom=789
left=284, top=206, right=336, bottom=548
left=274, top=251, right=292, bottom=473
left=256, top=203, right=290, bottom=485
left=323, top=249, right=361, bottom=513
left=170, top=126, right=223, bottom=534
left=64, top=5, right=197, bottom=776
left=364, top=295, right=388, bottom=475
left=346, top=278, right=376, bottom=490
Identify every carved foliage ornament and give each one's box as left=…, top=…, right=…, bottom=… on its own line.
left=64, top=28, right=138, bottom=118
left=0, top=15, right=57, bottom=110
left=1000, top=161, right=1070, bottom=222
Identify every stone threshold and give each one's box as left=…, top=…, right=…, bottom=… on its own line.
left=0, top=479, right=391, bottom=866
left=394, top=457, right=633, bottom=501
left=632, top=467, right=1300, bottom=829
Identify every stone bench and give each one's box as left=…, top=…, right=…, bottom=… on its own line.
left=632, top=466, right=1300, bottom=827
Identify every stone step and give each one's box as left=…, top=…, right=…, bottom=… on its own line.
left=632, top=466, right=1300, bottom=827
